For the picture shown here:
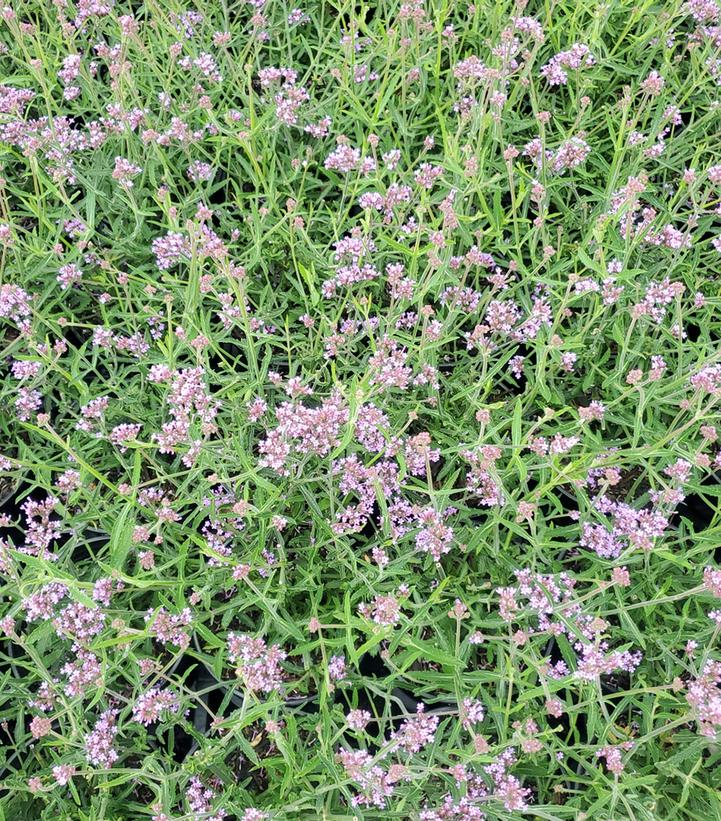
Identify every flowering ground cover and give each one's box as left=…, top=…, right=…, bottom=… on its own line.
left=2, top=0, right=721, bottom=818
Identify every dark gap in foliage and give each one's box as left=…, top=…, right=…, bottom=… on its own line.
left=358, top=650, right=389, bottom=679
left=153, top=717, right=194, bottom=763
left=348, top=501, right=380, bottom=545
left=70, top=529, right=109, bottom=564
left=539, top=484, right=580, bottom=534
left=600, top=669, right=630, bottom=696
left=60, top=325, right=91, bottom=350
left=676, top=473, right=720, bottom=542
left=335, top=652, right=420, bottom=751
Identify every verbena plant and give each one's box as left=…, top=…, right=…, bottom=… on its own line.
left=1, top=0, right=721, bottom=818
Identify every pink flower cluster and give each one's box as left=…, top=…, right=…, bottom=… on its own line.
left=540, top=43, right=595, bottom=85
left=227, top=633, right=286, bottom=693
left=258, top=390, right=348, bottom=475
